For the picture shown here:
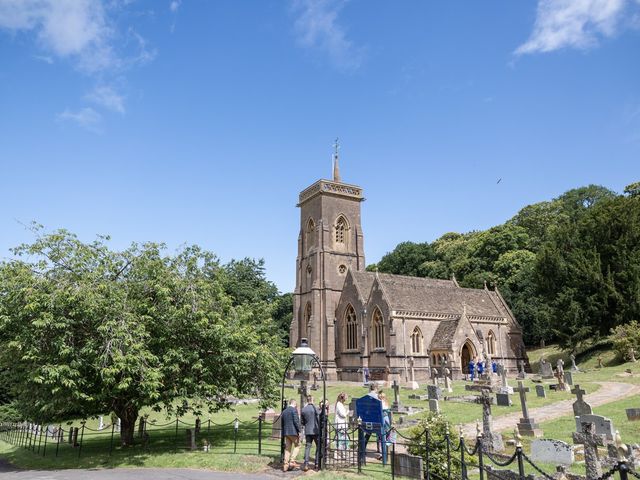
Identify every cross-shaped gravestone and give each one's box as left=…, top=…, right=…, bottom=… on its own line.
left=515, top=381, right=542, bottom=437
left=444, top=368, right=453, bottom=393
left=573, top=422, right=605, bottom=480
left=479, top=389, right=504, bottom=452
left=517, top=359, right=526, bottom=379
left=571, top=385, right=593, bottom=417
left=392, top=380, right=401, bottom=411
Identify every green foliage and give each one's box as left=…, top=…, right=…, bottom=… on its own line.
left=0, top=227, right=288, bottom=445
left=407, top=412, right=461, bottom=479
left=610, top=320, right=640, bottom=361
left=369, top=183, right=640, bottom=347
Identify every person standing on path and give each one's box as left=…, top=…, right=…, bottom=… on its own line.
left=281, top=399, right=301, bottom=472
left=301, top=395, right=320, bottom=471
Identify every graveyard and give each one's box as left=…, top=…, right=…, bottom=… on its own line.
left=2, top=344, right=639, bottom=479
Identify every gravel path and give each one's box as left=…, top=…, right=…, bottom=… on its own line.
left=461, top=381, right=640, bottom=437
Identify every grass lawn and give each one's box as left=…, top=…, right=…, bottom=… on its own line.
left=2, top=344, right=638, bottom=477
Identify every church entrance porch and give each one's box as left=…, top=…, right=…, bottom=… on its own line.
left=460, top=341, right=476, bottom=374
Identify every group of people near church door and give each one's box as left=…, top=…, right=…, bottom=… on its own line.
left=468, top=357, right=498, bottom=380
left=280, top=386, right=396, bottom=471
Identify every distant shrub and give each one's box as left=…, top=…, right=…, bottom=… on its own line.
left=610, top=320, right=640, bottom=361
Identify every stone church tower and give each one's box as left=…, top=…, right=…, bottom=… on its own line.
left=291, top=150, right=365, bottom=379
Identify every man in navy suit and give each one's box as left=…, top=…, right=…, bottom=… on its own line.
left=281, top=399, right=301, bottom=471
left=300, top=395, right=320, bottom=471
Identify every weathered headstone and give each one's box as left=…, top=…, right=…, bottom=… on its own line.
left=625, top=408, right=640, bottom=421
left=393, top=453, right=423, bottom=480
left=479, top=390, right=504, bottom=452
left=428, top=399, right=440, bottom=413
left=571, top=385, right=593, bottom=417
left=629, top=348, right=637, bottom=363
left=270, top=414, right=281, bottom=439
left=556, top=359, right=565, bottom=375
left=570, top=354, right=579, bottom=372
left=564, top=371, right=573, bottom=386
left=573, top=422, right=605, bottom=480
left=517, top=359, right=526, bottom=379
left=535, top=384, right=546, bottom=398
left=575, top=414, right=615, bottom=442
left=555, top=369, right=570, bottom=392
left=98, top=416, right=105, bottom=431
left=444, top=368, right=453, bottom=393
left=186, top=428, right=196, bottom=450
left=427, top=385, right=442, bottom=401
left=496, top=392, right=512, bottom=406
left=531, top=439, right=575, bottom=465
left=515, top=381, right=542, bottom=437
left=540, top=358, right=554, bottom=379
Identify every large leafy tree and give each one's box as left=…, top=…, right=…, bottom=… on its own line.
left=0, top=228, right=287, bottom=445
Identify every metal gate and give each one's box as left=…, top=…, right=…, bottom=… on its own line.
left=324, top=422, right=359, bottom=469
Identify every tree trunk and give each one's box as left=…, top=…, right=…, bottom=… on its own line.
left=115, top=405, right=139, bottom=446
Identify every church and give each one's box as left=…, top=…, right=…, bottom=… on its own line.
left=290, top=152, right=528, bottom=382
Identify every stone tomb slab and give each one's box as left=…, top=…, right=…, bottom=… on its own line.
left=408, top=394, right=429, bottom=401
left=531, top=439, right=575, bottom=466
left=535, top=385, right=546, bottom=398
left=496, top=393, right=512, bottom=407
left=575, top=414, right=615, bottom=442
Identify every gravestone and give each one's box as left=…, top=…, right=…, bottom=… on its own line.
left=186, top=428, right=196, bottom=450
left=571, top=385, right=593, bottom=416
left=515, top=381, right=542, bottom=437
left=496, top=392, right=512, bottom=406
left=444, top=368, right=453, bottom=393
left=393, top=453, right=423, bottom=480
left=392, top=380, right=402, bottom=412
left=517, top=360, right=526, bottom=379
left=556, top=359, right=565, bottom=375
left=629, top=348, right=637, bottom=363
left=531, top=439, right=574, bottom=466
left=535, top=385, right=546, bottom=398
left=575, top=414, right=615, bottom=442
left=407, top=357, right=419, bottom=390
left=408, top=393, right=429, bottom=400
left=427, top=385, right=442, bottom=401
left=311, top=372, right=319, bottom=391
left=597, top=355, right=603, bottom=369
left=479, top=390, right=504, bottom=452
left=564, top=371, right=574, bottom=386
left=570, top=354, right=579, bottom=372
left=626, top=408, right=640, bottom=421
left=539, top=358, right=554, bottom=379
left=555, top=369, right=570, bottom=392
left=270, top=414, right=281, bottom=439
left=573, top=422, right=605, bottom=480
left=98, top=416, right=105, bottom=431
left=428, top=399, right=440, bottom=413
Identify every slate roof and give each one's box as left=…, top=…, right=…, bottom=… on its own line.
left=430, top=319, right=460, bottom=349
left=350, top=271, right=508, bottom=318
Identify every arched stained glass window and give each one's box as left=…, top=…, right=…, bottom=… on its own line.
left=372, top=308, right=385, bottom=350
left=344, top=305, right=358, bottom=351
left=411, top=327, right=423, bottom=354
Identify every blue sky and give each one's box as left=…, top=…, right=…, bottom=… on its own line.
left=0, top=0, right=638, bottom=292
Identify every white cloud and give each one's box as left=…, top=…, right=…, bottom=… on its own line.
left=291, top=0, right=363, bottom=71
left=85, top=85, right=125, bottom=114
left=170, top=0, right=182, bottom=13
left=0, top=0, right=116, bottom=73
left=515, top=0, right=635, bottom=55
left=57, top=107, right=103, bottom=132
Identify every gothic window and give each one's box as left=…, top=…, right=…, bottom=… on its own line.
left=344, top=304, right=358, bottom=351
left=411, top=327, right=423, bottom=354
left=487, top=330, right=497, bottom=356
left=372, top=308, right=385, bottom=350
left=304, top=302, right=312, bottom=330
left=306, top=218, right=315, bottom=250
left=335, top=216, right=348, bottom=245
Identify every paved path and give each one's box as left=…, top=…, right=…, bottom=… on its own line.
left=461, top=381, right=640, bottom=437
left=0, top=467, right=296, bottom=480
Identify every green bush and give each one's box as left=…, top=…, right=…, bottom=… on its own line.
left=0, top=402, right=20, bottom=422
left=406, top=412, right=462, bottom=479
left=610, top=320, right=640, bottom=361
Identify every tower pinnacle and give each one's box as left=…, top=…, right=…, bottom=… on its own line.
left=333, top=137, right=341, bottom=182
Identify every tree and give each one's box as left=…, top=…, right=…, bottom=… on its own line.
left=369, top=242, right=435, bottom=276
left=0, top=228, right=287, bottom=445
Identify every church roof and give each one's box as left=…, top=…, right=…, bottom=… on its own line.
left=430, top=319, right=460, bottom=349
left=351, top=271, right=376, bottom=301
left=372, top=272, right=507, bottom=318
